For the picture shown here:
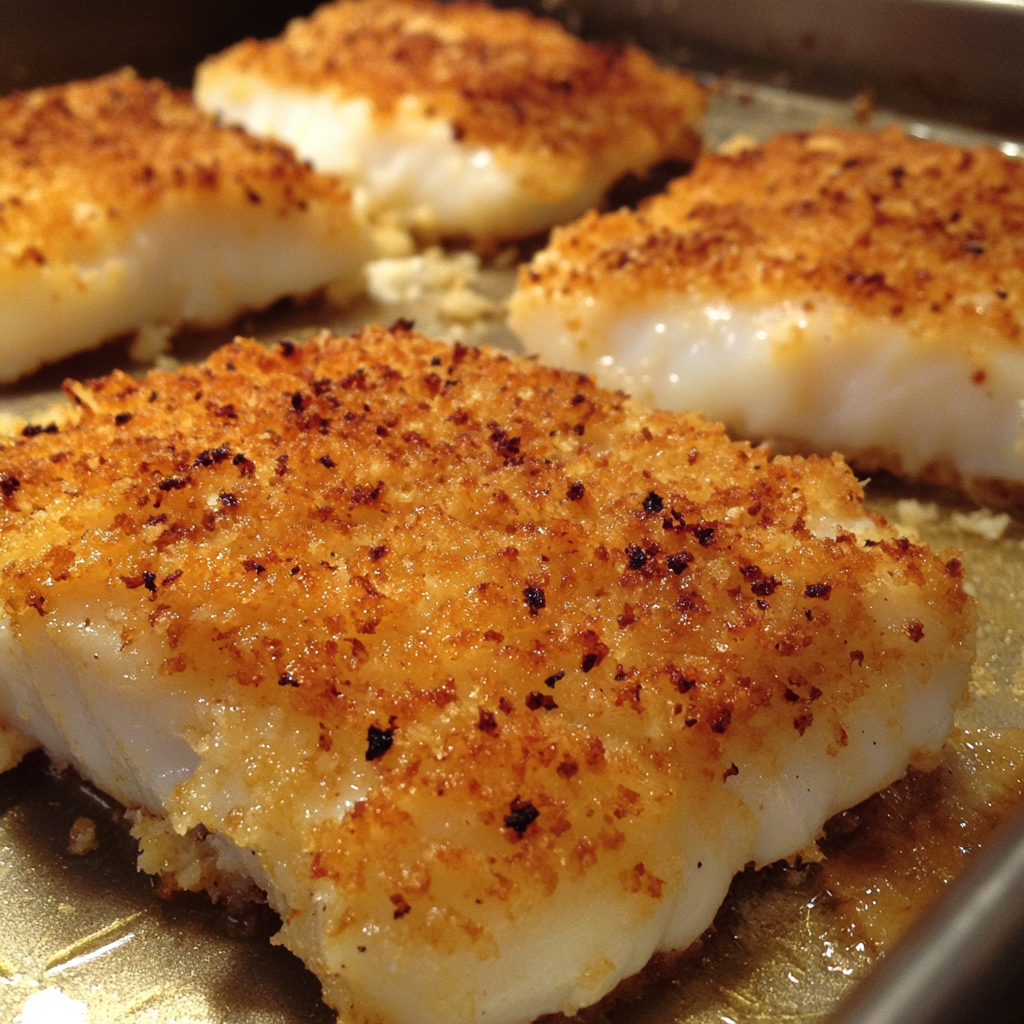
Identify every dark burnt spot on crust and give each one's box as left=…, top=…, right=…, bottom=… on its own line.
left=750, top=575, right=779, bottom=596
left=526, top=691, right=558, bottom=711
left=523, top=585, right=546, bottom=614
left=0, top=473, right=20, bottom=499
left=666, top=551, right=693, bottom=574
left=390, top=893, right=411, bottom=919
left=544, top=669, right=564, bottom=688
left=504, top=796, right=539, bottom=835
left=907, top=619, right=925, bottom=642
left=804, top=582, right=832, bottom=599
left=365, top=724, right=394, bottom=761
left=641, top=491, right=663, bottom=513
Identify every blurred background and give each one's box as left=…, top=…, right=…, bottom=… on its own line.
left=2, top=0, right=1024, bottom=134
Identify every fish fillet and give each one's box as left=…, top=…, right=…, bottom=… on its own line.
left=194, top=0, right=704, bottom=244
left=0, top=327, right=972, bottom=1024
left=0, top=68, right=373, bottom=383
left=508, top=126, right=1024, bottom=505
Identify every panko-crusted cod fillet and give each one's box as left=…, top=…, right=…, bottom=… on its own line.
left=509, top=126, right=1024, bottom=506
left=0, top=68, right=373, bottom=383
left=195, top=0, right=704, bottom=245
left=0, top=327, right=972, bottom=1024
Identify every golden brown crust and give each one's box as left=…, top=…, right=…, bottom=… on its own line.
left=0, top=68, right=354, bottom=269
left=0, top=329, right=971, bottom=935
left=200, top=0, right=703, bottom=167
left=0, top=326, right=969, bottom=731
left=521, top=126, right=1024, bottom=345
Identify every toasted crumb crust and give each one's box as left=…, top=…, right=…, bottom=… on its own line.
left=199, top=0, right=703, bottom=168
left=520, top=126, right=1024, bottom=345
left=0, top=326, right=970, bottom=744
left=0, top=328, right=972, bottom=1024
left=0, top=68, right=356, bottom=269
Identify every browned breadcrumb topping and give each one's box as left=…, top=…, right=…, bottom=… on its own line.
left=0, top=68, right=354, bottom=269
left=200, top=0, right=703, bottom=166
left=0, top=328, right=970, bottom=924
left=522, top=126, right=1024, bottom=344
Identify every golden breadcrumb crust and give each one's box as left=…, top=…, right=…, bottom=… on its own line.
left=0, top=329, right=970, bottom=937
left=199, top=0, right=703, bottom=167
left=521, top=126, right=1024, bottom=345
left=0, top=68, right=355, bottom=269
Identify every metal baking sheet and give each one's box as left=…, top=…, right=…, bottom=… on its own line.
left=3, top=6, right=1024, bottom=1023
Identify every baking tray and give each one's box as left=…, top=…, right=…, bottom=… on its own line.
left=3, top=4, right=1024, bottom=1023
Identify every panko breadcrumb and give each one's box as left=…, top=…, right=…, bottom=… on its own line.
left=196, top=0, right=704, bottom=242
left=0, top=68, right=372, bottom=382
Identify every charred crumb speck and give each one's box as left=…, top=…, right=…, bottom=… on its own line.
left=319, top=455, right=337, bottom=469
left=219, top=491, right=239, bottom=507
left=784, top=687, right=800, bottom=702
left=723, top=763, right=739, bottom=781
left=581, top=653, right=598, bottom=672
left=370, top=545, right=389, bottom=560
left=666, top=552, right=693, bottom=574
left=158, top=476, right=188, bottom=491
left=366, top=724, right=394, bottom=761
left=194, top=445, right=231, bottom=468
left=504, top=797, right=539, bottom=835
left=291, top=391, right=307, bottom=412
left=478, top=707, right=499, bottom=735
left=625, top=543, right=647, bottom=570
left=523, top=585, right=546, bottom=613
left=390, top=894, right=411, bottom=919
left=750, top=575, right=779, bottom=596
left=290, top=566, right=300, bottom=575
left=142, top=571, right=157, bottom=592
left=642, top=491, right=663, bottom=513
left=864, top=539, right=879, bottom=547
left=526, top=692, right=558, bottom=711
left=545, top=670, right=565, bottom=689
left=692, top=525, right=716, bottom=547
left=567, top=480, right=585, bottom=501
left=711, top=708, right=732, bottom=734
left=278, top=339, right=297, bottom=357
left=278, top=672, right=300, bottom=687
left=498, top=696, right=514, bottom=715
left=21, top=423, right=59, bottom=437
left=389, top=317, right=415, bottom=333
left=114, top=412, right=133, bottom=425
left=0, top=473, right=21, bottom=498
left=739, top=565, right=763, bottom=581
left=233, top=454, right=255, bottom=476
left=244, top=560, right=266, bottom=574
left=804, top=582, right=832, bottom=599
left=907, top=619, right=925, bottom=642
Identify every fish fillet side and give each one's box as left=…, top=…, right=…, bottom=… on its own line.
left=0, top=328, right=973, bottom=1024
left=195, top=0, right=704, bottom=243
left=0, top=69, right=373, bottom=383
left=508, top=126, right=1024, bottom=505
